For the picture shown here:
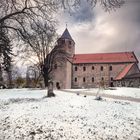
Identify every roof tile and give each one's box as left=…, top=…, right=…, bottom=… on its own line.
left=73, top=52, right=137, bottom=64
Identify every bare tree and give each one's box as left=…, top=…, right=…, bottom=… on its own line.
left=0, top=64, right=3, bottom=88
left=17, top=21, right=57, bottom=87
left=0, top=0, right=125, bottom=41
left=0, top=0, right=125, bottom=33
left=25, top=65, right=40, bottom=88
left=0, top=0, right=57, bottom=31
left=0, top=21, right=13, bottom=88
left=0, top=0, right=58, bottom=88
left=60, top=0, right=125, bottom=12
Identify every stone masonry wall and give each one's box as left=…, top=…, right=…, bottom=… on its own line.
left=72, top=63, right=129, bottom=88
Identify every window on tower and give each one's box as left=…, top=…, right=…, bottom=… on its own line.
left=75, top=66, right=77, bottom=71
left=92, top=77, right=94, bottom=82
left=75, top=77, right=77, bottom=82
left=62, top=40, right=65, bottom=44
left=69, top=41, right=71, bottom=45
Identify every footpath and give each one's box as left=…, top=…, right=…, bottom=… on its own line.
left=61, top=89, right=140, bottom=103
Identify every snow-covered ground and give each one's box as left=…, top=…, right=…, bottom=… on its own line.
left=0, top=88, right=140, bottom=140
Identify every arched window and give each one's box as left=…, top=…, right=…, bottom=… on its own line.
left=75, top=66, right=77, bottom=71
left=92, top=66, right=94, bottom=70
left=92, top=77, right=94, bottom=82
left=101, top=66, right=103, bottom=71
left=83, top=66, right=86, bottom=71
left=83, top=77, right=86, bottom=82
left=75, top=77, right=77, bottom=82
left=69, top=41, right=71, bottom=45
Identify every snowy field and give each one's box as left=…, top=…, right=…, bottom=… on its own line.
left=0, top=88, right=140, bottom=140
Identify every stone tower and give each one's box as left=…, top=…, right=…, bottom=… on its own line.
left=52, top=28, right=75, bottom=89
left=57, top=28, right=75, bottom=56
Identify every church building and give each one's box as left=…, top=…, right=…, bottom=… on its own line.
left=51, top=28, right=140, bottom=89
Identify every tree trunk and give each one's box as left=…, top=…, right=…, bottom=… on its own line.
left=42, top=66, right=49, bottom=87
left=0, top=64, right=3, bottom=82
left=7, top=70, right=13, bottom=88
left=43, top=73, right=49, bottom=87
left=0, top=64, right=6, bottom=88
left=47, top=80, right=55, bottom=97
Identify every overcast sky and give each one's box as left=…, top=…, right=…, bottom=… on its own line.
left=57, top=0, right=140, bottom=60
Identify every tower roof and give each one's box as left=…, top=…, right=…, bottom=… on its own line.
left=60, top=28, right=73, bottom=40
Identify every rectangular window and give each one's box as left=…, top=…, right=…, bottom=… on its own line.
left=92, top=77, right=94, bottom=82
left=109, top=66, right=112, bottom=71
left=83, top=77, right=86, bottom=82
left=101, top=66, right=103, bottom=71
left=83, top=66, right=86, bottom=71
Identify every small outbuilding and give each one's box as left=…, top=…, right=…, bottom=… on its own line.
left=114, top=63, right=140, bottom=87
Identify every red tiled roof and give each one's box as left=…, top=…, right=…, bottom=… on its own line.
left=73, top=52, right=138, bottom=64
left=115, top=63, right=134, bottom=80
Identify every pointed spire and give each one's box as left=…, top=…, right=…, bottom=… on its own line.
left=60, top=28, right=73, bottom=40
left=65, top=22, right=68, bottom=28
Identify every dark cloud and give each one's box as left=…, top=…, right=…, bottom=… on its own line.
left=70, top=1, right=95, bottom=23
left=62, top=0, right=95, bottom=23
